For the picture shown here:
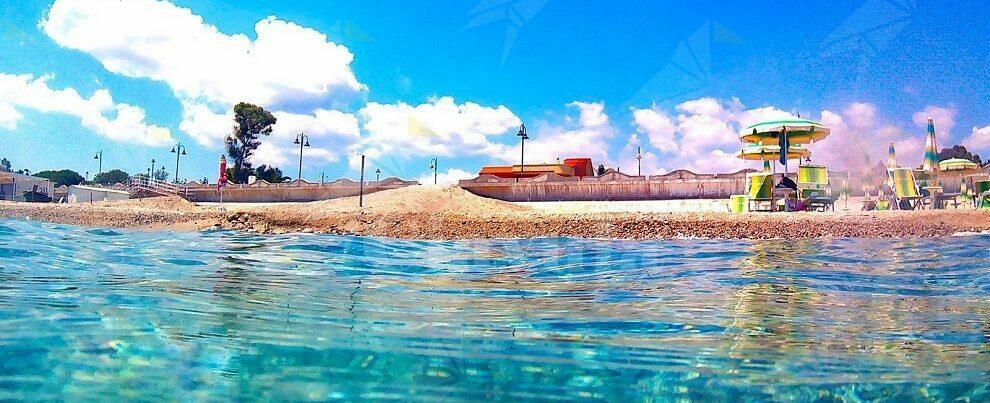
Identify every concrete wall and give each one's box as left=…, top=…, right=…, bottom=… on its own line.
left=459, top=169, right=755, bottom=202
left=178, top=177, right=418, bottom=203
left=0, top=173, right=54, bottom=202
left=68, top=185, right=130, bottom=203
left=457, top=166, right=950, bottom=202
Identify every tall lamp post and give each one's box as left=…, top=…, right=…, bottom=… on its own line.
left=636, top=146, right=642, bottom=176
left=293, top=133, right=310, bottom=181
left=93, top=151, right=103, bottom=176
left=375, top=168, right=381, bottom=182
left=358, top=154, right=366, bottom=207
left=150, top=158, right=156, bottom=181
left=517, top=124, right=528, bottom=173
left=170, top=143, right=187, bottom=184
left=429, top=157, right=438, bottom=185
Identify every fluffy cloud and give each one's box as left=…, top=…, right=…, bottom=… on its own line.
left=43, top=0, right=364, bottom=108
left=354, top=96, right=520, bottom=162
left=912, top=105, right=956, bottom=140
left=806, top=104, right=918, bottom=169
left=43, top=0, right=364, bottom=172
left=416, top=168, right=476, bottom=187
left=631, top=107, right=678, bottom=153
left=962, top=126, right=990, bottom=153
left=0, top=73, right=172, bottom=145
left=630, top=98, right=797, bottom=173
left=497, top=101, right=618, bottom=168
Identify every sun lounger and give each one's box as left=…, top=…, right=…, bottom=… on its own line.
left=887, top=168, right=922, bottom=210
left=976, top=180, right=990, bottom=209
left=797, top=165, right=829, bottom=198
left=746, top=172, right=774, bottom=212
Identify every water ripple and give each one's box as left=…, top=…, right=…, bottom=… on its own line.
left=0, top=218, right=989, bottom=400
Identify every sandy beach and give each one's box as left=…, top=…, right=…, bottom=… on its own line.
left=2, top=186, right=990, bottom=239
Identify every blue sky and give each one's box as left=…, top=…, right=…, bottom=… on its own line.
left=2, top=0, right=990, bottom=184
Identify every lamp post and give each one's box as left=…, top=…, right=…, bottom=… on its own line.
left=358, top=154, right=366, bottom=207
left=517, top=124, right=528, bottom=173
left=293, top=133, right=310, bottom=181
left=170, top=143, right=187, bottom=184
left=636, top=146, right=642, bottom=176
left=375, top=168, right=381, bottom=182
left=93, top=151, right=103, bottom=176
left=150, top=158, right=156, bottom=181
left=429, top=157, right=438, bottom=185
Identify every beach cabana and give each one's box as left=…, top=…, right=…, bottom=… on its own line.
left=887, top=167, right=922, bottom=210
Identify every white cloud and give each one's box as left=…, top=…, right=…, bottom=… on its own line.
left=355, top=96, right=520, bottom=160
left=0, top=73, right=172, bottom=145
left=912, top=105, right=956, bottom=140
left=843, top=102, right=877, bottom=129
left=416, top=168, right=475, bottom=187
left=631, top=106, right=678, bottom=153
left=43, top=0, right=364, bottom=109
left=43, top=0, right=365, bottom=170
left=963, top=126, right=990, bottom=153
left=497, top=101, right=617, bottom=169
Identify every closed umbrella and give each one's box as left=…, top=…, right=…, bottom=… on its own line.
left=923, top=118, right=939, bottom=185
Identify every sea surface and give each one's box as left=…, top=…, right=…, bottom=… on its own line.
left=1, top=218, right=989, bottom=401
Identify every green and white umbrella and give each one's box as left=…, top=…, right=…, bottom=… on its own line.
left=736, top=144, right=810, bottom=161
left=938, top=158, right=979, bottom=172
left=740, top=118, right=831, bottom=144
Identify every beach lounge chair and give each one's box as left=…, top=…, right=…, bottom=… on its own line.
left=797, top=165, right=835, bottom=211
left=976, top=180, right=990, bottom=209
left=746, top=172, right=774, bottom=212
left=887, top=168, right=922, bottom=210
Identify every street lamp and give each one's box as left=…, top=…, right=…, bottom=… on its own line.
left=293, top=133, right=311, bottom=181
left=429, top=157, right=438, bottom=185
left=375, top=168, right=381, bottom=182
left=358, top=154, right=366, bottom=207
left=93, top=151, right=103, bottom=175
left=516, top=124, right=528, bottom=173
left=150, top=158, right=156, bottom=181
left=170, top=143, right=187, bottom=184
left=636, top=146, right=642, bottom=176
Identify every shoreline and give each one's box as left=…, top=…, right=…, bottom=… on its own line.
left=2, top=187, right=990, bottom=239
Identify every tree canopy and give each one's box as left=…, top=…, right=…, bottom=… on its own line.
left=92, top=169, right=130, bottom=185
left=0, top=158, right=10, bottom=172
left=34, top=169, right=84, bottom=187
left=253, top=165, right=289, bottom=183
left=938, top=145, right=982, bottom=165
left=227, top=102, right=277, bottom=184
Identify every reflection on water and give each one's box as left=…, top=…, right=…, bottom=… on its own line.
left=0, top=219, right=988, bottom=400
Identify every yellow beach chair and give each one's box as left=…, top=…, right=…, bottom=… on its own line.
left=887, top=167, right=922, bottom=210
left=797, top=165, right=834, bottom=211
left=746, top=172, right=774, bottom=212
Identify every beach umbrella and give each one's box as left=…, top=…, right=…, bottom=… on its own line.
left=218, top=155, right=228, bottom=190
left=736, top=144, right=810, bottom=161
left=938, top=158, right=979, bottom=172
left=740, top=118, right=831, bottom=144
left=887, top=143, right=897, bottom=168
left=923, top=118, right=939, bottom=185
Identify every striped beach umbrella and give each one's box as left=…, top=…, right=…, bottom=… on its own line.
left=923, top=118, right=939, bottom=185
left=740, top=118, right=830, bottom=144
left=736, top=144, right=810, bottom=161
left=938, top=158, right=979, bottom=172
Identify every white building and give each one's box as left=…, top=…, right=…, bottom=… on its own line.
left=66, top=185, right=131, bottom=203
left=0, top=172, right=55, bottom=202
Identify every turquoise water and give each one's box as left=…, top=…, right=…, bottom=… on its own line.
left=1, top=219, right=989, bottom=401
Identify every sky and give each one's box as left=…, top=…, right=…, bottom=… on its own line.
left=2, top=0, right=990, bottom=185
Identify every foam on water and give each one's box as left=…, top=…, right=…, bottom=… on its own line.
left=1, top=219, right=989, bottom=400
